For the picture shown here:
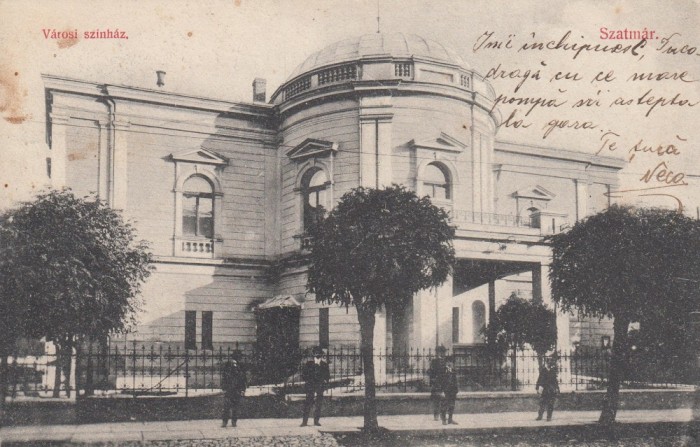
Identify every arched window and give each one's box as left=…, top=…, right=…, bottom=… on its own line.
left=472, top=301, right=486, bottom=343
left=528, top=207, right=541, bottom=229
left=424, top=163, right=451, bottom=200
left=301, top=168, right=328, bottom=231
left=182, top=175, right=214, bottom=238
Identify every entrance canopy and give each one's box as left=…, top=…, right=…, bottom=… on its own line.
left=454, top=259, right=536, bottom=293
left=256, top=294, right=301, bottom=310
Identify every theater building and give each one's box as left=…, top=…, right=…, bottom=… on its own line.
left=42, top=33, right=623, bottom=353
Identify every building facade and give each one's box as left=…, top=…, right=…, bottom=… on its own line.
left=42, top=33, right=623, bottom=353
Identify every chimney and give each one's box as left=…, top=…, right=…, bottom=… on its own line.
left=252, top=78, right=266, bottom=103
left=156, top=70, right=166, bottom=87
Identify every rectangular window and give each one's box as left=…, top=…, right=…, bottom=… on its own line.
left=319, top=308, right=329, bottom=348
left=202, top=311, right=213, bottom=350
left=452, top=307, right=460, bottom=343
left=395, top=62, right=412, bottom=78
left=185, top=311, right=196, bottom=350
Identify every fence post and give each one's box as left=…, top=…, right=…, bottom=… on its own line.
left=510, top=348, right=517, bottom=391
left=131, top=341, right=137, bottom=397
left=85, top=341, right=93, bottom=397
left=185, top=349, right=189, bottom=398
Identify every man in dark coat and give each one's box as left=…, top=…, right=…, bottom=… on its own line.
left=428, top=345, right=447, bottom=421
left=535, top=356, right=560, bottom=421
left=441, top=356, right=459, bottom=425
left=221, top=354, right=247, bottom=428
left=300, top=346, right=330, bottom=427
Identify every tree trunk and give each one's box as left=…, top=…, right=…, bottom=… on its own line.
left=0, top=346, right=8, bottom=425
left=599, top=315, right=630, bottom=427
left=52, top=344, right=62, bottom=398
left=510, top=346, right=518, bottom=391
left=357, top=306, right=379, bottom=431
left=74, top=339, right=84, bottom=399
left=63, top=340, right=73, bottom=399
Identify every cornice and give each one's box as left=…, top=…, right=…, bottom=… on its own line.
left=276, top=80, right=499, bottom=127
left=495, top=140, right=626, bottom=170
left=42, top=74, right=275, bottom=119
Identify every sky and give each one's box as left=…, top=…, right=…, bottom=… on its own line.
left=1, top=0, right=698, bottom=213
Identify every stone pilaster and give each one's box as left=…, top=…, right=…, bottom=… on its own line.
left=110, top=119, right=130, bottom=210
left=49, top=113, right=70, bottom=189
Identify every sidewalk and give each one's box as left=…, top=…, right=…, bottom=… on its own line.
left=0, top=409, right=695, bottom=444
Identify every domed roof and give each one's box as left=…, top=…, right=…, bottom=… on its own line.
left=287, top=32, right=469, bottom=80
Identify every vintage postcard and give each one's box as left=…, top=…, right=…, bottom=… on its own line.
left=0, top=0, right=698, bottom=444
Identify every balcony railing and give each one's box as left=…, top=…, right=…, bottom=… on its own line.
left=450, top=210, right=533, bottom=228
left=175, top=237, right=214, bottom=258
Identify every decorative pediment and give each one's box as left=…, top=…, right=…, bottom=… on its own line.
left=171, top=149, right=228, bottom=166
left=409, top=132, right=468, bottom=153
left=286, top=138, right=338, bottom=161
left=512, top=185, right=555, bottom=201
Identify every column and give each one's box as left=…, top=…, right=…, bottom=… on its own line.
left=412, top=289, right=436, bottom=351
left=435, top=277, right=454, bottom=349
left=533, top=263, right=571, bottom=348
left=411, top=277, right=454, bottom=351
left=49, top=113, right=69, bottom=188
left=359, top=96, right=392, bottom=188
left=359, top=118, right=377, bottom=188
left=472, top=133, right=482, bottom=214
left=376, top=119, right=393, bottom=188
left=574, top=179, right=588, bottom=222
left=480, top=132, right=494, bottom=214
left=488, top=280, right=496, bottom=343
left=372, top=308, right=387, bottom=384
left=532, top=265, right=543, bottom=303
left=111, top=119, right=130, bottom=210
left=97, top=120, right=110, bottom=201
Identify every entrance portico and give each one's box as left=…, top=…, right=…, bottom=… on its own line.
left=392, top=228, right=570, bottom=354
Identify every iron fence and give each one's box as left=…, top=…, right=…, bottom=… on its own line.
left=2, top=343, right=692, bottom=400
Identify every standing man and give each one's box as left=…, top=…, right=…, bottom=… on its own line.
left=535, top=356, right=560, bottom=421
left=441, top=356, right=459, bottom=425
left=300, top=346, right=330, bottom=427
left=428, top=345, right=447, bottom=421
left=221, top=352, right=247, bottom=428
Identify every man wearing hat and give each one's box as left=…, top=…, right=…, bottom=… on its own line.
left=220, top=352, right=247, bottom=428
left=300, top=346, right=330, bottom=426
left=535, top=355, right=560, bottom=421
left=428, top=345, right=448, bottom=421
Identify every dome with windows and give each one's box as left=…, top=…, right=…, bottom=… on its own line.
left=272, top=33, right=484, bottom=104
left=287, top=32, right=469, bottom=81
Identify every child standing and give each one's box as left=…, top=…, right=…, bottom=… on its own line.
left=441, top=356, right=459, bottom=425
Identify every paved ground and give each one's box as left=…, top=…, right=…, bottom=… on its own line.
left=0, top=409, right=695, bottom=445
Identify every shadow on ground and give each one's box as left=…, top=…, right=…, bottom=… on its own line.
left=332, top=422, right=699, bottom=446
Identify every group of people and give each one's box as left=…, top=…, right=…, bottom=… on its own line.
left=220, top=345, right=560, bottom=428
left=219, top=346, right=330, bottom=428
left=429, top=345, right=561, bottom=424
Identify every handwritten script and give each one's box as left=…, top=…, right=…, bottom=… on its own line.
left=473, top=30, right=699, bottom=210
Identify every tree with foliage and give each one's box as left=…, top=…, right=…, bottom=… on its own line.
left=306, top=185, right=455, bottom=431
left=0, top=213, right=24, bottom=410
left=484, top=293, right=557, bottom=390
left=0, top=189, right=152, bottom=398
left=548, top=205, right=700, bottom=426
